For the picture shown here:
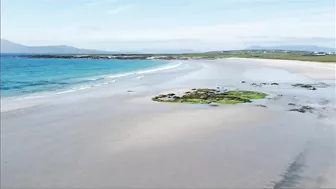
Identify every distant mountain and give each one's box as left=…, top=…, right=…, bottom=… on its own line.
left=246, top=45, right=336, bottom=52
left=0, top=39, right=116, bottom=54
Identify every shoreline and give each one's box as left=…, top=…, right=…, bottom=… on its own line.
left=7, top=53, right=336, bottom=63
left=1, top=58, right=335, bottom=188
left=0, top=60, right=198, bottom=112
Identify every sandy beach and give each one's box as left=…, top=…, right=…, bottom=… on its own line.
left=1, top=58, right=335, bottom=188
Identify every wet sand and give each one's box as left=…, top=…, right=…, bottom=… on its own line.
left=1, top=58, right=335, bottom=188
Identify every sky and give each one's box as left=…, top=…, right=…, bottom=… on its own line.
left=1, top=0, right=335, bottom=51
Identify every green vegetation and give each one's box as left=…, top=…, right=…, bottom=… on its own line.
left=152, top=88, right=267, bottom=105
left=174, top=51, right=336, bottom=62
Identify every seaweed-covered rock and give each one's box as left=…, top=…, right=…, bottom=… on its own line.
left=152, top=88, right=267, bottom=105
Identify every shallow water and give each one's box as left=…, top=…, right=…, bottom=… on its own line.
left=0, top=56, right=176, bottom=97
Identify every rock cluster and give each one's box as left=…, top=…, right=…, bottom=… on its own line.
left=292, top=83, right=317, bottom=90
left=289, top=105, right=315, bottom=113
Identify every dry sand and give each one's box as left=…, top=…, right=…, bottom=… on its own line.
left=229, top=58, right=336, bottom=80
left=1, top=58, right=335, bottom=188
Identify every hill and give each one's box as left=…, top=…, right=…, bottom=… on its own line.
left=0, top=39, right=115, bottom=54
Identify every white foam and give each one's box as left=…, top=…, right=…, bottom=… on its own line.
left=86, top=77, right=102, bottom=81
left=136, top=62, right=183, bottom=74
left=57, top=90, right=77, bottom=95
left=107, top=73, right=134, bottom=79
left=14, top=95, right=47, bottom=100
left=57, top=85, right=93, bottom=95
left=136, top=75, right=144, bottom=80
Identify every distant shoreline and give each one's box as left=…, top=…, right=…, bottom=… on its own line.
left=11, top=52, right=336, bottom=63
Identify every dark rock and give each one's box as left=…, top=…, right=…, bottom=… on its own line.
left=289, top=108, right=306, bottom=113
left=301, top=106, right=314, bottom=112
left=157, top=94, right=167, bottom=98
left=172, top=96, right=181, bottom=100
left=288, top=103, right=296, bottom=106
left=271, top=83, right=279, bottom=85
left=289, top=105, right=315, bottom=113
left=292, top=83, right=315, bottom=90
left=255, top=104, right=267, bottom=108
left=310, top=87, right=317, bottom=90
left=209, top=102, right=219, bottom=107
left=241, top=81, right=246, bottom=83
left=127, top=90, right=134, bottom=93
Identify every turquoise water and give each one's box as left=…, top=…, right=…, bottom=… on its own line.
left=1, top=55, right=170, bottom=97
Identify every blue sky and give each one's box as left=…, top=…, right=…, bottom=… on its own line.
left=1, top=0, right=335, bottom=51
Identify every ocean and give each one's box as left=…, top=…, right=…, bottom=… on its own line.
left=0, top=55, right=178, bottom=98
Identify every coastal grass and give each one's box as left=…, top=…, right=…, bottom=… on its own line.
left=152, top=88, right=267, bottom=105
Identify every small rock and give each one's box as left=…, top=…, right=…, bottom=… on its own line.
left=301, top=106, right=314, bottom=112
left=241, top=81, right=246, bottom=83
left=288, top=103, right=296, bottom=106
left=255, top=104, right=267, bottom=108
left=172, top=96, right=181, bottom=100
left=127, top=90, right=134, bottom=93
left=310, top=87, right=317, bottom=90
left=289, top=108, right=306, bottom=113
left=209, top=102, right=219, bottom=107
left=271, top=83, right=279, bottom=85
